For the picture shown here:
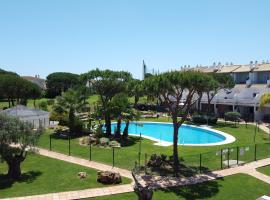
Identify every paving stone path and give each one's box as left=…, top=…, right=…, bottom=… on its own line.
left=140, top=157, right=270, bottom=189
left=1, top=148, right=270, bottom=200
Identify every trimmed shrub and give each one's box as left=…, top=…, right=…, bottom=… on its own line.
left=192, top=114, right=217, bottom=125
left=224, top=112, right=241, bottom=122
left=192, top=114, right=207, bottom=124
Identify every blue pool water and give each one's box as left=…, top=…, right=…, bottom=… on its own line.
left=111, top=122, right=226, bottom=145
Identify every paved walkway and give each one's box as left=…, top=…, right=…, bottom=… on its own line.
left=2, top=149, right=270, bottom=200
left=140, top=157, right=270, bottom=189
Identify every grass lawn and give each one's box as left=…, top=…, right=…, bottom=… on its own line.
left=87, top=174, right=270, bottom=200
left=38, top=120, right=270, bottom=171
left=257, top=165, right=270, bottom=176
left=0, top=98, right=53, bottom=111
left=0, top=154, right=131, bottom=198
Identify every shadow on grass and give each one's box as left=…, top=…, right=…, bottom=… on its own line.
left=142, top=156, right=216, bottom=178
left=121, top=136, right=141, bottom=147
left=0, top=171, right=42, bottom=189
left=157, top=177, right=222, bottom=200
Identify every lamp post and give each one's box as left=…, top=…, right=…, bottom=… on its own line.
left=135, top=122, right=143, bottom=167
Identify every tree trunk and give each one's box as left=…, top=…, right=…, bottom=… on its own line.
left=105, top=113, right=112, bottom=137
left=172, top=117, right=179, bottom=175
left=134, top=96, right=139, bottom=109
left=206, top=92, right=211, bottom=115
left=123, top=119, right=130, bottom=140
left=115, top=117, right=122, bottom=138
left=69, top=107, right=75, bottom=135
left=197, top=93, right=202, bottom=112
left=7, top=159, right=22, bottom=179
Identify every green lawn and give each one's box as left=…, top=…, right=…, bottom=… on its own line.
left=38, top=121, right=270, bottom=171
left=257, top=165, right=270, bottom=176
left=0, top=98, right=52, bottom=111
left=0, top=154, right=131, bottom=198
left=87, top=174, right=270, bottom=200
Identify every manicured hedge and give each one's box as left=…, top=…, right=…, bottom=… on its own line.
left=192, top=114, right=218, bottom=125
left=224, top=112, right=241, bottom=122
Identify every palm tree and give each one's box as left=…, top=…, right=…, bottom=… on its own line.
left=54, top=89, right=88, bottom=135
left=260, top=93, right=270, bottom=108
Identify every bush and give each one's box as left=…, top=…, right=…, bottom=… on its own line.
left=79, top=136, right=90, bottom=145
left=54, top=125, right=70, bottom=138
left=38, top=101, right=48, bottom=111
left=50, top=112, right=69, bottom=125
left=208, top=115, right=218, bottom=124
left=225, top=112, right=241, bottom=122
left=192, top=114, right=207, bottom=124
left=47, top=99, right=55, bottom=106
left=192, top=114, right=217, bottom=125
left=71, top=117, right=84, bottom=135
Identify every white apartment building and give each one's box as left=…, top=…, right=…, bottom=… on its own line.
left=197, top=62, right=270, bottom=122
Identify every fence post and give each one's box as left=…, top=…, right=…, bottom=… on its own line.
left=254, top=144, right=257, bottom=161
left=49, top=134, right=52, bottom=151
left=237, top=146, right=239, bottom=165
left=199, top=154, right=202, bottom=173
left=254, top=123, right=257, bottom=143
left=227, top=148, right=230, bottom=168
left=68, top=135, right=71, bottom=156
left=112, top=147, right=115, bottom=167
left=220, top=149, right=223, bottom=169
left=89, top=144, right=92, bottom=161
left=139, top=132, right=142, bottom=167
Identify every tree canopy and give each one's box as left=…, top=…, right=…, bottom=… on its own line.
left=0, top=114, right=41, bottom=179
left=46, top=72, right=80, bottom=98
left=144, top=70, right=210, bottom=173
left=81, top=69, right=132, bottom=136
left=52, top=89, right=88, bottom=135
left=260, top=92, right=270, bottom=108
left=0, top=73, right=42, bottom=107
left=0, top=68, right=18, bottom=76
left=127, top=79, right=145, bottom=108
left=199, top=73, right=235, bottom=114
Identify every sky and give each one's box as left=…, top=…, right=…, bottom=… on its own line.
left=0, top=0, right=270, bottom=79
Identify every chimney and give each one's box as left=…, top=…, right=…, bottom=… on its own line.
left=249, top=61, right=254, bottom=70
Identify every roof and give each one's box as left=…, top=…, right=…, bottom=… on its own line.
left=200, top=67, right=217, bottom=73
left=22, top=76, right=46, bottom=90
left=217, top=65, right=241, bottom=73
left=0, top=105, right=49, bottom=118
left=232, top=65, right=251, bottom=73
left=253, top=64, right=270, bottom=72
left=22, top=76, right=45, bottom=81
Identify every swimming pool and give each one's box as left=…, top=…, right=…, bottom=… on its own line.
left=111, top=122, right=235, bottom=146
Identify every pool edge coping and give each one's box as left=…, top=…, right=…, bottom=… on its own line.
left=115, top=121, right=236, bottom=147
